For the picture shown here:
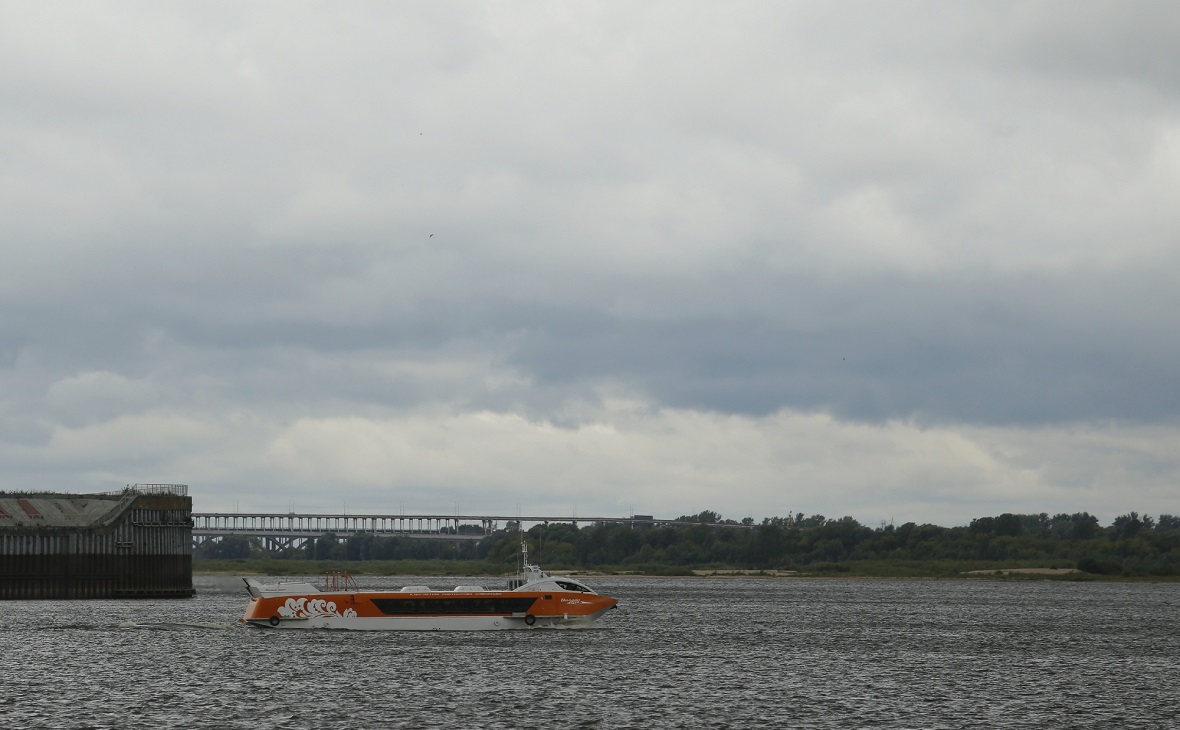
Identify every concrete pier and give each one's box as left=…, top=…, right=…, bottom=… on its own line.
left=0, top=484, right=194, bottom=599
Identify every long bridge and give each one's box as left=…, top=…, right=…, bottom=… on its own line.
left=192, top=512, right=676, bottom=551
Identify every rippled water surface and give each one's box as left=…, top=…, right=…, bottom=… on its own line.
left=2, top=576, right=1178, bottom=728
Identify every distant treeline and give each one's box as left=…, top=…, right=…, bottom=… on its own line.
left=195, top=510, right=1180, bottom=577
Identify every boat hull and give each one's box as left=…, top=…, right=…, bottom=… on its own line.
left=241, top=589, right=617, bottom=631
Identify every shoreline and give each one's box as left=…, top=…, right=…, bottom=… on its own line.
left=193, top=567, right=1176, bottom=582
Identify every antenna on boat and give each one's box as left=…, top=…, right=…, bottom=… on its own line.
left=506, top=521, right=528, bottom=590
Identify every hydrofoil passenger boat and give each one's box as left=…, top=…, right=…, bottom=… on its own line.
left=241, top=537, right=618, bottom=631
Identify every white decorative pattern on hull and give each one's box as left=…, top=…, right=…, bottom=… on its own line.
left=278, top=597, right=358, bottom=620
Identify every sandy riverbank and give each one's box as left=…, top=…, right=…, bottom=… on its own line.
left=964, top=567, right=1081, bottom=575
left=691, top=569, right=799, bottom=577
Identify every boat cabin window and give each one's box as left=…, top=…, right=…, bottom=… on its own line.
left=555, top=580, right=590, bottom=593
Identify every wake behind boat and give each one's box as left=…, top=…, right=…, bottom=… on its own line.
left=240, top=539, right=618, bottom=631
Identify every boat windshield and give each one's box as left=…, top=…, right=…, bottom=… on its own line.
left=555, top=580, right=592, bottom=593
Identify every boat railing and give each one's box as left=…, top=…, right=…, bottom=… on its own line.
left=323, top=571, right=358, bottom=592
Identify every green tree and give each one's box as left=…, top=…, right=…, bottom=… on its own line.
left=1157, top=514, right=1180, bottom=531
left=1112, top=513, right=1144, bottom=540
left=314, top=532, right=341, bottom=560
left=199, top=534, right=256, bottom=559
left=993, top=513, right=1023, bottom=537
left=677, top=510, right=722, bottom=524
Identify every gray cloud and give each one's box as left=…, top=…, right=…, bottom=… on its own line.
left=2, top=2, right=1178, bottom=521
left=7, top=235, right=1176, bottom=428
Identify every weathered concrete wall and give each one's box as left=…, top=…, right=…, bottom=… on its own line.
left=0, top=489, right=194, bottom=599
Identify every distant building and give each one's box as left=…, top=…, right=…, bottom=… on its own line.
left=0, top=484, right=194, bottom=599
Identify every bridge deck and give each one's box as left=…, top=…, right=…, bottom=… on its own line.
left=190, top=513, right=702, bottom=549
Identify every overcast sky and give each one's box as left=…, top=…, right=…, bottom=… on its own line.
left=2, top=2, right=1178, bottom=527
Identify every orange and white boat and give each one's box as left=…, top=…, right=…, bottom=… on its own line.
left=241, top=541, right=618, bottom=631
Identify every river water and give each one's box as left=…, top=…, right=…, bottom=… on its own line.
left=1, top=575, right=1177, bottom=728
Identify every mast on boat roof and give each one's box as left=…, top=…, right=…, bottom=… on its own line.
left=519, top=527, right=528, bottom=582
left=510, top=522, right=546, bottom=589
